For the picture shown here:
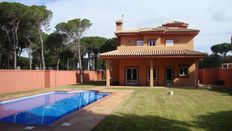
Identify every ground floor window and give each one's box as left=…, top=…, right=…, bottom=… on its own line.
left=179, top=66, right=188, bottom=76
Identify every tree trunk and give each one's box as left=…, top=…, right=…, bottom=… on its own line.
left=39, top=28, right=46, bottom=70
left=87, top=52, right=91, bottom=70
left=76, top=40, right=83, bottom=83
left=94, top=53, right=98, bottom=71
left=13, top=48, right=17, bottom=69
left=14, top=22, right=19, bottom=69
left=26, top=38, right=33, bottom=70
left=29, top=52, right=32, bottom=70
left=66, top=59, right=70, bottom=70
left=223, top=52, right=228, bottom=61
left=0, top=53, right=2, bottom=68
left=28, top=47, right=32, bottom=70
left=5, top=28, right=16, bottom=69
left=56, top=58, right=60, bottom=70
left=7, top=53, right=10, bottom=69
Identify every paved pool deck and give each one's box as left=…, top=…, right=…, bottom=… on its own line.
left=0, top=88, right=134, bottom=131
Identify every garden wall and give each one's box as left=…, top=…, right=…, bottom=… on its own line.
left=0, top=70, right=103, bottom=94
left=199, top=69, right=232, bottom=88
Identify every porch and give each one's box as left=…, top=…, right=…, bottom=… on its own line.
left=105, top=58, right=199, bottom=87
left=100, top=49, right=205, bottom=87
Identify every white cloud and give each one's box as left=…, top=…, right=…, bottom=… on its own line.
left=1, top=0, right=232, bottom=53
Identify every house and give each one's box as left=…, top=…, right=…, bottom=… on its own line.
left=100, top=20, right=205, bottom=87
left=221, top=56, right=232, bottom=69
left=221, top=63, right=232, bottom=69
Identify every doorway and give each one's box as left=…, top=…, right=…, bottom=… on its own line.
left=166, top=67, right=173, bottom=86
left=126, top=67, right=138, bottom=85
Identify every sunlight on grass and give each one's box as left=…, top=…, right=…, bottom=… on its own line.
left=94, top=88, right=232, bottom=131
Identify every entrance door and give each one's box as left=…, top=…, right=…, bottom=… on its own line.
left=166, top=67, right=173, bottom=85
left=126, top=67, right=138, bottom=85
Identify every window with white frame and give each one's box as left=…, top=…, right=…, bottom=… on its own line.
left=148, top=39, right=156, bottom=46
left=136, top=40, right=144, bottom=46
left=166, top=40, right=174, bottom=46
left=222, top=64, right=228, bottom=69
left=179, top=66, right=188, bottom=76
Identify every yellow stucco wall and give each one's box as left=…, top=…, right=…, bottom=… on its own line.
left=118, top=34, right=195, bottom=50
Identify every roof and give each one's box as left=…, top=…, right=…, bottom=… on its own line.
left=115, top=21, right=199, bottom=34
left=162, top=21, right=189, bottom=27
left=100, top=49, right=206, bottom=58
left=224, top=56, right=232, bottom=63
left=115, top=26, right=199, bottom=34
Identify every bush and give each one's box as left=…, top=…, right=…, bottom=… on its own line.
left=213, top=80, right=224, bottom=86
left=199, top=53, right=223, bottom=68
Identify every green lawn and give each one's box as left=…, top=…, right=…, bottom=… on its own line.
left=94, top=88, right=232, bottom=131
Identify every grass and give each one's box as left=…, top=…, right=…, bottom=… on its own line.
left=94, top=87, right=232, bottom=131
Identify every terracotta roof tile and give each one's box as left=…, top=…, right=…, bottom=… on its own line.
left=116, top=26, right=199, bottom=34
left=100, top=49, right=205, bottom=58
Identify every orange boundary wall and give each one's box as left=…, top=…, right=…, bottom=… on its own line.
left=199, top=69, right=232, bottom=88
left=0, top=70, right=103, bottom=94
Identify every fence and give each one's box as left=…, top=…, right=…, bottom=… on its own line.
left=199, top=69, right=232, bottom=88
left=0, top=70, right=103, bottom=94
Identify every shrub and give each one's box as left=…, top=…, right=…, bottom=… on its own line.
left=213, top=80, right=224, bottom=86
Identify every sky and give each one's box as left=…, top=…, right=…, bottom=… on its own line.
left=1, top=0, right=232, bottom=54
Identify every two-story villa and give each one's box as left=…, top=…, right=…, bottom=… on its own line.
left=100, top=20, right=205, bottom=87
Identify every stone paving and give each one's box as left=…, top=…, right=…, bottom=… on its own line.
left=0, top=89, right=133, bottom=131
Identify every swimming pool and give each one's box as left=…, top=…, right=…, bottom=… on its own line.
left=0, top=90, right=109, bottom=126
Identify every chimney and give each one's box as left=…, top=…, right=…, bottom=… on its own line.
left=115, top=20, right=123, bottom=32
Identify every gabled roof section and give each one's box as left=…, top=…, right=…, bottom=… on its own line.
left=100, top=49, right=206, bottom=59
left=162, top=21, right=189, bottom=28
left=115, top=21, right=199, bottom=35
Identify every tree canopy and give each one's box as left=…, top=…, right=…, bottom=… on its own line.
left=81, top=36, right=107, bottom=70
left=199, top=53, right=223, bottom=68
left=56, top=18, right=92, bottom=82
left=0, top=2, right=116, bottom=71
left=211, top=43, right=232, bottom=59
left=0, top=2, right=27, bottom=69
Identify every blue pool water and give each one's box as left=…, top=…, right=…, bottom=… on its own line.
left=0, top=91, right=109, bottom=126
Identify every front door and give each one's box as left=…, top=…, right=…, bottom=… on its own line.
left=166, top=67, right=173, bottom=86
left=126, top=67, right=138, bottom=85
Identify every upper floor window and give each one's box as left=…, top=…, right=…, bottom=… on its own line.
left=148, top=40, right=156, bottom=46
left=179, top=66, right=188, bottom=76
left=136, top=40, right=144, bottom=46
left=166, top=40, right=174, bottom=46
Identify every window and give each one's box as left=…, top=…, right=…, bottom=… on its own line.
left=148, top=40, right=156, bottom=46
left=221, top=64, right=229, bottom=69
left=179, top=66, right=188, bottom=76
left=166, top=40, right=174, bottom=46
left=136, top=40, right=144, bottom=46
